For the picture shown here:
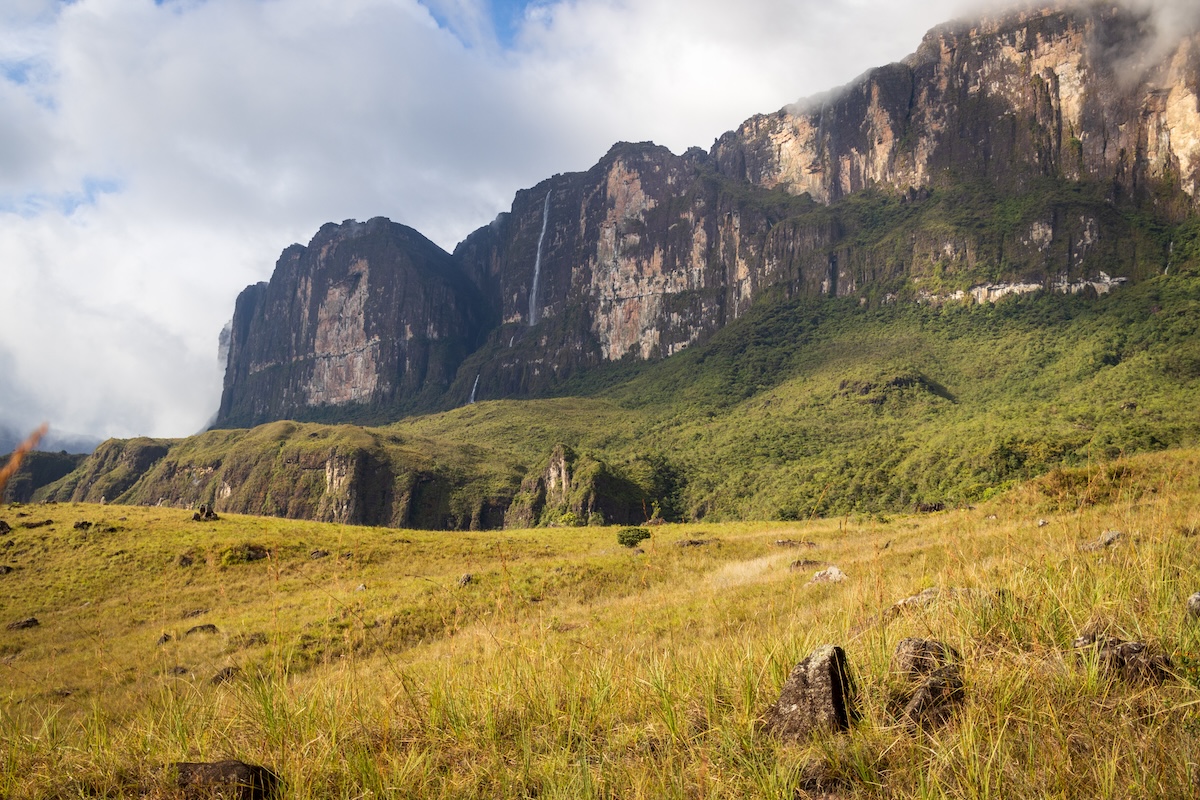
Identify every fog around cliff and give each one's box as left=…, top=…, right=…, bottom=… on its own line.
left=0, top=0, right=1189, bottom=444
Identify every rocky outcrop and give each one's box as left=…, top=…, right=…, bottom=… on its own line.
left=217, top=218, right=486, bottom=428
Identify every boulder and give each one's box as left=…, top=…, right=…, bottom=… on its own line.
left=902, top=664, right=965, bottom=728
left=185, top=624, right=219, bottom=637
left=1187, top=592, right=1200, bottom=619
left=1080, top=530, right=1123, bottom=552
left=1073, top=631, right=1173, bottom=684
left=6, top=616, right=39, bottom=630
left=0, top=521, right=9, bottom=534
left=807, top=566, right=847, bottom=584
left=892, top=637, right=961, bottom=679
left=762, top=644, right=856, bottom=740
left=309, top=549, right=330, bottom=559
left=171, top=760, right=279, bottom=800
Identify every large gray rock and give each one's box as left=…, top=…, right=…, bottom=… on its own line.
left=171, top=760, right=279, bottom=800
left=763, top=644, right=856, bottom=740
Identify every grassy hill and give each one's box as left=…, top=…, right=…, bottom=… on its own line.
left=2, top=448, right=1199, bottom=797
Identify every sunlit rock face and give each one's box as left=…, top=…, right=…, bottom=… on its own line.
left=216, top=4, right=1200, bottom=426
left=216, top=218, right=485, bottom=428
left=713, top=5, right=1200, bottom=207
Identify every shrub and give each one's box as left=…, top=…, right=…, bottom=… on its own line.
left=617, top=527, right=651, bottom=548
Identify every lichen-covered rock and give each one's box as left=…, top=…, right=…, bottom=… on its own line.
left=1080, top=530, right=1123, bottom=552
left=808, top=566, right=847, bottom=584
left=171, top=760, right=279, bottom=800
left=762, top=644, right=856, bottom=740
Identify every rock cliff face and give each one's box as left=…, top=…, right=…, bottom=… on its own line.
left=714, top=5, right=1200, bottom=207
left=216, top=3, right=1200, bottom=426
left=217, top=218, right=485, bottom=427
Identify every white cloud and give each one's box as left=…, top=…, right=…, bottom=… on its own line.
left=1, top=0, right=1144, bottom=442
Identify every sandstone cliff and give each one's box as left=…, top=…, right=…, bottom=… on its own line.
left=212, top=4, right=1199, bottom=427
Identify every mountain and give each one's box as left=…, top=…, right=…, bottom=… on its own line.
left=41, top=2, right=1200, bottom=529
left=216, top=3, right=1200, bottom=428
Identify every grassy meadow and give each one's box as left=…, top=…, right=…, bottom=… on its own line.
left=3, top=448, right=1200, bottom=798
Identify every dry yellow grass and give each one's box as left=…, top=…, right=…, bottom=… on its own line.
left=2, top=448, right=1199, bottom=798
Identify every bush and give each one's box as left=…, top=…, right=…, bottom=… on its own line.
left=617, top=527, right=651, bottom=548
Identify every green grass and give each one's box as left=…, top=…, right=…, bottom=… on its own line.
left=4, top=447, right=1200, bottom=797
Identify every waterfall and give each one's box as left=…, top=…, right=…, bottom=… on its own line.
left=528, top=191, right=551, bottom=326
left=469, top=373, right=480, bottom=404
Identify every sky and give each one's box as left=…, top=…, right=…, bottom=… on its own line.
left=0, top=0, right=1112, bottom=443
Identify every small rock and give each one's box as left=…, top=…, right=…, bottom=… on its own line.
left=902, top=664, right=965, bottom=727
left=762, top=644, right=857, bottom=741
left=157, top=633, right=173, bottom=646
left=1187, top=592, right=1200, bottom=619
left=185, top=624, right=219, bottom=637
left=72, top=520, right=92, bottom=530
left=774, top=539, right=817, bottom=548
left=171, top=759, right=279, bottom=800
left=20, top=519, right=52, bottom=529
left=457, top=573, right=473, bottom=587
left=169, top=665, right=189, bottom=676
left=789, top=559, right=826, bottom=571
left=1037, top=519, right=1049, bottom=527
left=630, top=547, right=645, bottom=555
left=676, top=538, right=716, bottom=547
left=1073, top=631, right=1173, bottom=684
left=176, top=554, right=195, bottom=568
left=0, top=521, right=9, bottom=534
left=182, top=608, right=209, bottom=619
left=808, top=566, right=847, bottom=584
left=892, top=637, right=961, bottom=679
left=354, top=583, right=366, bottom=592
left=1080, top=530, right=1123, bottom=552
left=210, top=666, right=242, bottom=685
left=0, top=565, right=13, bottom=575
left=985, top=514, right=998, bottom=520
left=7, top=617, right=39, bottom=630
left=309, top=549, right=330, bottom=559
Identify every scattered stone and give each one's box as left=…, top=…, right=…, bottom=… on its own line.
left=808, top=566, right=847, bottom=584
left=0, top=521, right=9, bottom=534
left=985, top=514, right=998, bottom=520
left=0, top=565, right=12, bottom=575
left=7, top=617, right=39, bottom=630
left=171, top=759, right=279, bottom=800
left=169, top=665, right=189, bottom=676
left=182, top=608, right=209, bottom=619
left=354, top=584, right=367, bottom=592
left=231, top=632, right=268, bottom=648
left=630, top=547, right=645, bottom=555
left=20, top=519, right=52, bottom=529
left=762, top=644, right=857, bottom=741
left=210, top=667, right=242, bottom=685
left=774, top=539, right=818, bottom=548
left=892, top=637, right=962, bottom=679
left=913, top=502, right=945, bottom=513
left=1080, top=530, right=1123, bottom=552
left=902, top=665, right=965, bottom=727
left=676, top=538, right=716, bottom=547
left=176, top=554, right=195, bottom=568
left=789, top=559, right=826, bottom=571
left=185, top=624, right=219, bottom=637
left=1037, top=519, right=1049, bottom=527
left=192, top=504, right=220, bottom=522
left=457, top=573, right=473, bottom=587
left=339, top=552, right=353, bottom=560
left=1073, top=630, right=1173, bottom=684
left=72, top=520, right=92, bottom=530
left=309, top=549, right=330, bottom=560
left=157, top=633, right=173, bottom=645
left=1187, top=592, right=1200, bottom=619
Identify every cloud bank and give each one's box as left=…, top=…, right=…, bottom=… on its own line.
left=4, top=0, right=1172, bottom=443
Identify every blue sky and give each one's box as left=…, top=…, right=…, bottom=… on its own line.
left=4, top=0, right=1184, bottom=443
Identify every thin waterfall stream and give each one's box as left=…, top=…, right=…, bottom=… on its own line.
left=528, top=191, right=551, bottom=326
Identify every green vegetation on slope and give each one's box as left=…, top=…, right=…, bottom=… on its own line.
left=3, top=448, right=1200, bottom=797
